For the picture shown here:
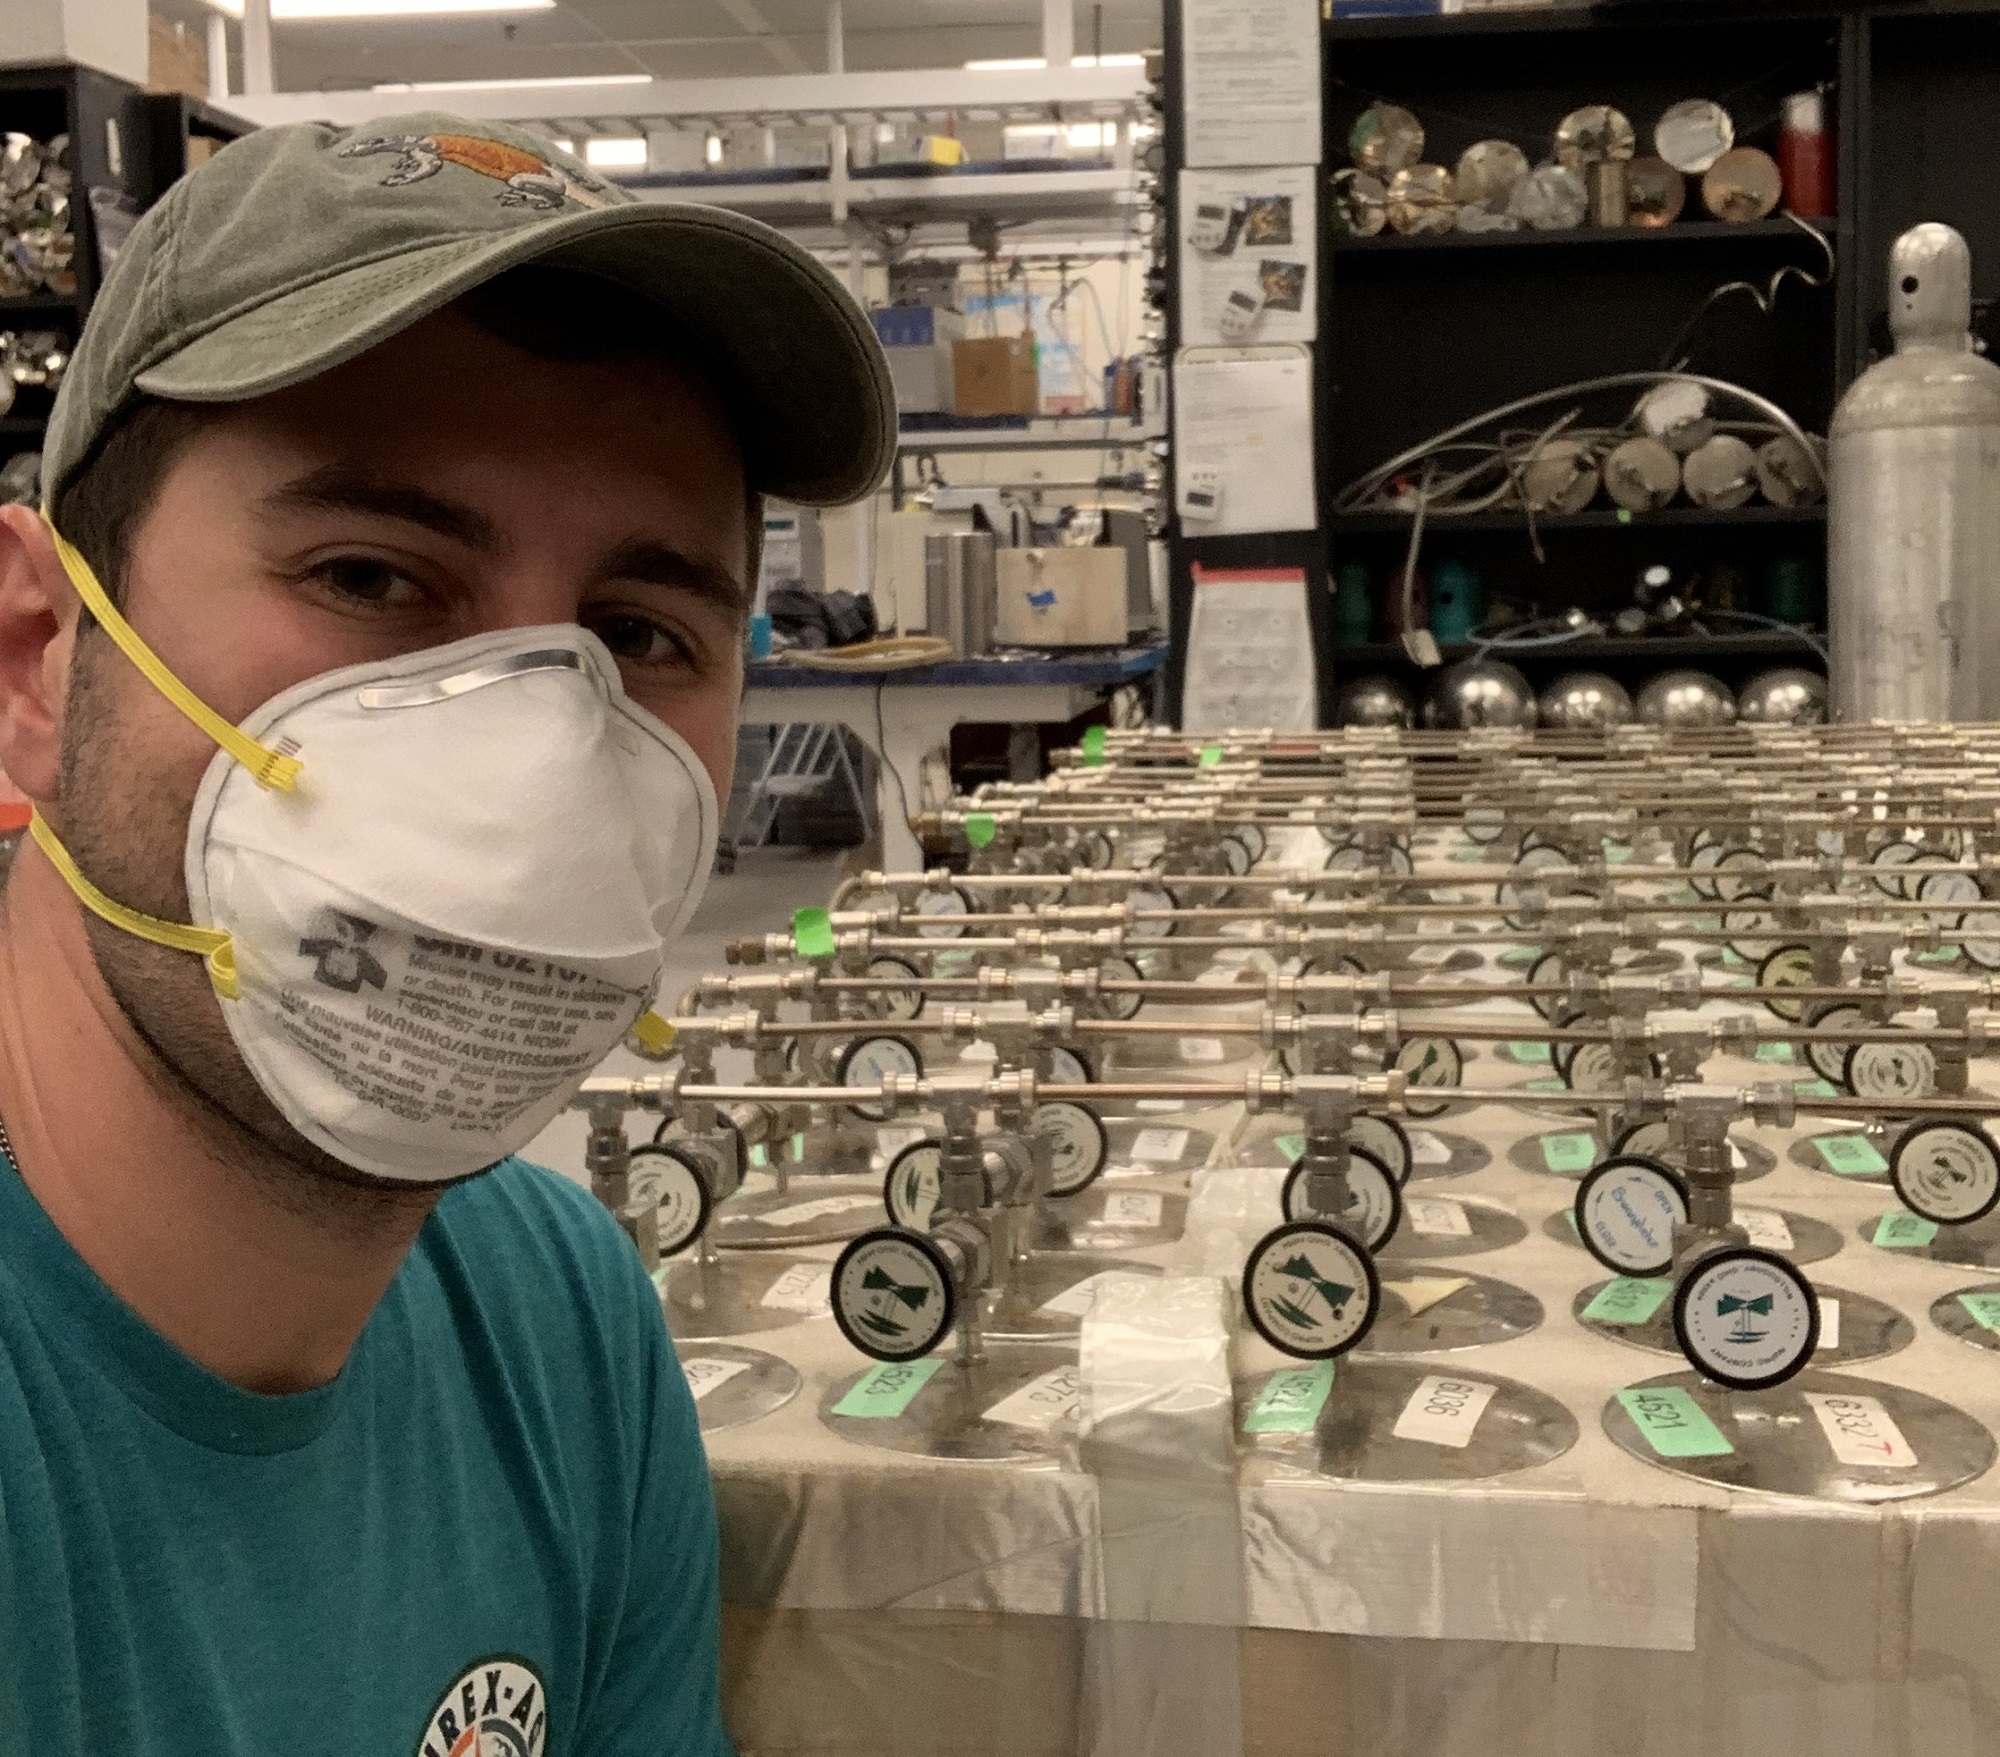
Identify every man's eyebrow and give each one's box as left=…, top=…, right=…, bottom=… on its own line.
left=596, top=538, right=749, bottom=619
left=262, top=465, right=503, bottom=552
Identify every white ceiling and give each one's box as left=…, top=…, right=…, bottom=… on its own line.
left=160, top=0, right=1160, bottom=91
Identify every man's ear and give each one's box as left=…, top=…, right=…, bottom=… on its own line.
left=0, top=504, right=77, bottom=803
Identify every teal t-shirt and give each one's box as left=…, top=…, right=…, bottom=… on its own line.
left=0, top=1149, right=733, bottom=1757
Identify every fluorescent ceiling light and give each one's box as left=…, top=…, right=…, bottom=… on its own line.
left=964, top=53, right=1144, bottom=69
left=372, top=73, right=650, bottom=91
left=207, top=0, right=552, bottom=19
left=584, top=136, right=647, bottom=168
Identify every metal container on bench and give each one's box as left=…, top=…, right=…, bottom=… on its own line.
left=924, top=530, right=997, bottom=658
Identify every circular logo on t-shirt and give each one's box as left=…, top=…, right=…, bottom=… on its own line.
left=416, top=1656, right=549, bottom=1757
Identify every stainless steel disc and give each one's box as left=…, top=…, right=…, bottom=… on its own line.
left=819, top=1342, right=1078, bottom=1462
left=1572, top=1276, right=1911, bottom=1365
left=1359, top=1269, right=1543, bottom=1353
left=1542, top=1202, right=1844, bottom=1266
left=661, top=1251, right=840, bottom=1339
left=983, top=1252, right=1162, bottom=1341
left=1029, top=1182, right=1189, bottom=1251
left=1236, top=1355, right=1578, bottom=1483
left=1376, top=1192, right=1526, bottom=1261
left=1602, top=1368, right=1993, bottom=1502
left=711, top=1177, right=887, bottom=1249
left=676, top=1340, right=803, bottom=1433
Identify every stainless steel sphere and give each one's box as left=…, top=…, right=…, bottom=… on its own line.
left=1333, top=673, right=1416, bottom=728
left=1737, top=666, right=1828, bottom=725
left=1422, top=658, right=1538, bottom=730
left=1635, top=667, right=1737, bottom=728
left=1537, top=670, right=1635, bottom=731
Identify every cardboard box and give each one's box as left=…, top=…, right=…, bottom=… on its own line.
left=952, top=335, right=1040, bottom=418
left=995, top=547, right=1129, bottom=647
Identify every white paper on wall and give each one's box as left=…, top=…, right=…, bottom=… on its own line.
left=1180, top=0, right=1321, bottom=167
left=1172, top=343, right=1315, bottom=537
left=1181, top=564, right=1317, bottom=734
left=1178, top=165, right=1318, bottom=347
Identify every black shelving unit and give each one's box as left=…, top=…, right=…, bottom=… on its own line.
left=1162, top=0, right=2000, bottom=720
left=0, top=70, right=250, bottom=467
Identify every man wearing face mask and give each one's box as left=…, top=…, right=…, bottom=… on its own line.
left=0, top=115, right=893, bottom=1753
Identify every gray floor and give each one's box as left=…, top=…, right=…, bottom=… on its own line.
left=525, top=845, right=846, bottom=1187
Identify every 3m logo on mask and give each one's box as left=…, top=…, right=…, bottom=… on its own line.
left=269, top=911, right=651, bottom=1154
left=298, top=911, right=389, bottom=995
left=416, top=1655, right=548, bottom=1757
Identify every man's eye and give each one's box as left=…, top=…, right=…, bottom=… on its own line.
left=309, top=556, right=424, bottom=608
left=586, top=611, right=692, bottom=667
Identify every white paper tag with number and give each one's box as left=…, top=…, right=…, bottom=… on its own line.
left=982, top=1364, right=1082, bottom=1431
left=1102, top=1191, right=1165, bottom=1228
left=760, top=1262, right=833, bottom=1315
left=1391, top=1374, right=1497, bottom=1449
left=681, top=1357, right=753, bottom=1402
left=760, top=1194, right=880, bottom=1228
left=1803, top=1392, right=1918, bottom=1468
left=1409, top=1130, right=1452, bottom=1167
left=1130, top=1127, right=1191, bottom=1163
left=1738, top=1208, right=1795, bottom=1252
left=1407, top=1197, right=1473, bottom=1238
left=1179, top=1037, right=1226, bottom=1063
left=1815, top=1297, right=1841, bottom=1352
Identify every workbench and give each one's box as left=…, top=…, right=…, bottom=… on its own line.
left=739, top=645, right=1166, bottom=870
left=623, top=830, right=2000, bottom=1757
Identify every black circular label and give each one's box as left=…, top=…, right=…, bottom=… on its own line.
left=832, top=1231, right=954, bottom=1361
left=1891, top=1119, right=2000, bottom=1224
left=1671, top=1247, right=1819, bottom=1390
left=1575, top=1155, right=1687, bottom=1277
left=1242, top=1221, right=1380, bottom=1359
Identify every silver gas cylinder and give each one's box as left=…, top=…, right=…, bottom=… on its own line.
left=1829, top=223, right=2000, bottom=721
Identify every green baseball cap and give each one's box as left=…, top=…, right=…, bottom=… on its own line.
left=45, top=112, right=896, bottom=508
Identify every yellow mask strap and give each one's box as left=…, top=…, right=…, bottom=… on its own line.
left=28, top=810, right=240, bottom=1000
left=42, top=516, right=302, bottom=793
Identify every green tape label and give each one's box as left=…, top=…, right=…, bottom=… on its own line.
left=1541, top=1132, right=1598, bottom=1173
left=1615, top=1386, right=1735, bottom=1458
left=749, top=1142, right=769, bottom=1168
left=1816, top=1134, right=1888, bottom=1176
left=832, top=1356, right=945, bottom=1418
left=1873, top=1210, right=1939, bottom=1249
left=1525, top=1078, right=1565, bottom=1094
left=1242, top=1361, right=1335, bottom=1434
left=1755, top=1042, right=1795, bottom=1063
left=1957, top=1291, right=2000, bottom=1332
left=1582, top=1277, right=1673, bottom=1325
left=792, top=905, right=836, bottom=959
left=1604, top=842, right=1633, bottom=865
left=1198, top=745, right=1223, bottom=768
left=964, top=812, right=996, bottom=849
left=1508, top=1040, right=1553, bottom=1063
left=1565, top=1209, right=1580, bottom=1236
left=1721, top=948, right=1746, bottom=967
left=1795, top=1079, right=1838, bottom=1099
left=791, top=1131, right=807, bottom=1161
left=1082, top=725, right=1106, bottom=766
left=1273, top=1133, right=1304, bottom=1162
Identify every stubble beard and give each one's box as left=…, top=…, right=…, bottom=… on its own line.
left=56, top=630, right=469, bottom=1244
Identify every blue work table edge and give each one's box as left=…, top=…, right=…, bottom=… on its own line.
left=744, top=643, right=1168, bottom=690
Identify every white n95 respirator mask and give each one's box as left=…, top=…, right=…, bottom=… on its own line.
left=30, top=520, right=715, bottom=1183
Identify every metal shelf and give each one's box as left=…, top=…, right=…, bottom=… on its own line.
left=1331, top=217, right=1838, bottom=255
left=899, top=416, right=1154, bottom=453
left=1335, top=632, right=1825, bottom=667
left=629, top=166, right=1138, bottom=230
left=1333, top=504, right=1827, bottom=534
